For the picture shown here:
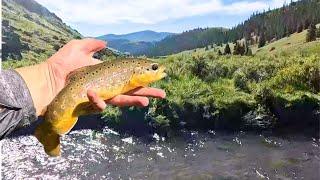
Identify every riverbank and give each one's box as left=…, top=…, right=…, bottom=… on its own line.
left=102, top=43, right=320, bottom=136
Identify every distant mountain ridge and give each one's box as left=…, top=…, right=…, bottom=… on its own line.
left=97, top=30, right=174, bottom=54
left=97, top=30, right=174, bottom=43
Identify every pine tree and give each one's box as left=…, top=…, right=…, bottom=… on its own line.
left=283, top=26, right=289, bottom=37
left=239, top=42, right=245, bottom=56
left=316, top=27, right=320, bottom=38
left=306, top=23, right=317, bottom=42
left=217, top=49, right=222, bottom=55
left=304, top=20, right=311, bottom=30
left=296, top=23, right=303, bottom=33
left=224, top=44, right=231, bottom=55
left=246, top=48, right=253, bottom=56
left=258, top=32, right=266, bottom=48
left=233, top=42, right=240, bottom=55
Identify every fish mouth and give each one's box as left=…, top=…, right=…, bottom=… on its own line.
left=158, top=66, right=167, bottom=79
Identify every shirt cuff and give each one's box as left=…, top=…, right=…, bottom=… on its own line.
left=0, top=69, right=37, bottom=138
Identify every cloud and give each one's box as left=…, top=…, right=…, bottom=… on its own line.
left=36, top=0, right=289, bottom=25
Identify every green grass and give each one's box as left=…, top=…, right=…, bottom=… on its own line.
left=256, top=29, right=320, bottom=57
left=102, top=31, right=319, bottom=131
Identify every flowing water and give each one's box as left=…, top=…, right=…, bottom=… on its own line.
left=1, top=124, right=319, bottom=180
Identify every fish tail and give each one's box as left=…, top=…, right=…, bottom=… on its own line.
left=34, top=121, right=61, bottom=157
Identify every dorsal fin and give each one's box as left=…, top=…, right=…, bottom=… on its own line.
left=65, top=66, right=91, bottom=85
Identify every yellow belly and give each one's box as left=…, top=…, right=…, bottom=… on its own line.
left=50, top=86, right=127, bottom=135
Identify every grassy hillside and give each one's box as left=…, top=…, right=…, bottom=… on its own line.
left=255, top=28, right=320, bottom=56
left=2, top=0, right=82, bottom=68
left=102, top=31, right=320, bottom=135
left=183, top=27, right=320, bottom=57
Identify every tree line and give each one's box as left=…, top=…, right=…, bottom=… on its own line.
left=142, top=0, right=320, bottom=56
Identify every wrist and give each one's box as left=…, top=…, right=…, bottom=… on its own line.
left=15, top=61, right=54, bottom=116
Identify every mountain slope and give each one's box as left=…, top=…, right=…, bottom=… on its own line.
left=255, top=27, right=320, bottom=56
left=139, top=0, right=320, bottom=56
left=106, top=39, right=153, bottom=54
left=97, top=30, right=173, bottom=54
left=97, top=30, right=174, bottom=43
left=2, top=0, right=82, bottom=62
left=146, top=27, right=228, bottom=56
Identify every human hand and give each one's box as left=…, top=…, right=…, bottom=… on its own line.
left=16, top=38, right=165, bottom=116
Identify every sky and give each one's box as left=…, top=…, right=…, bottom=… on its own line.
left=35, top=0, right=291, bottom=36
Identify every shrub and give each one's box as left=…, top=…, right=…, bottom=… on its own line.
left=53, top=44, right=61, bottom=51
left=233, top=70, right=250, bottom=92
left=317, top=27, right=320, bottom=38
left=224, top=44, right=231, bottom=54
left=190, top=54, right=209, bottom=78
left=306, top=24, right=316, bottom=42
left=269, top=47, right=276, bottom=52
left=258, top=32, right=266, bottom=48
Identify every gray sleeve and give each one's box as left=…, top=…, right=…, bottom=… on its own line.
left=0, top=69, right=37, bottom=139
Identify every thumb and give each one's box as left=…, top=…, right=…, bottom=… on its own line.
left=80, top=38, right=107, bottom=55
left=91, top=58, right=102, bottom=65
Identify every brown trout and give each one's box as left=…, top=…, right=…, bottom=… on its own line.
left=34, top=58, right=166, bottom=156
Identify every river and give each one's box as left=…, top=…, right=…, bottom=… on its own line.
left=1, top=124, right=319, bottom=179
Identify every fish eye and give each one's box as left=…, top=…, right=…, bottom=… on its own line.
left=151, top=64, right=158, bottom=71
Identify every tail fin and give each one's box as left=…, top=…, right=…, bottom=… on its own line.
left=34, top=122, right=61, bottom=157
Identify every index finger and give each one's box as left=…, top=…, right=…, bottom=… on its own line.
left=125, top=87, right=166, bottom=98
left=80, top=38, right=107, bottom=54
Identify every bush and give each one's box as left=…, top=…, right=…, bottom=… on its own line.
left=190, top=55, right=209, bottom=78
left=224, top=44, right=231, bottom=54
left=233, top=70, right=250, bottom=92
left=53, top=35, right=59, bottom=40
left=53, top=44, right=61, bottom=51
left=269, top=47, right=276, bottom=51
